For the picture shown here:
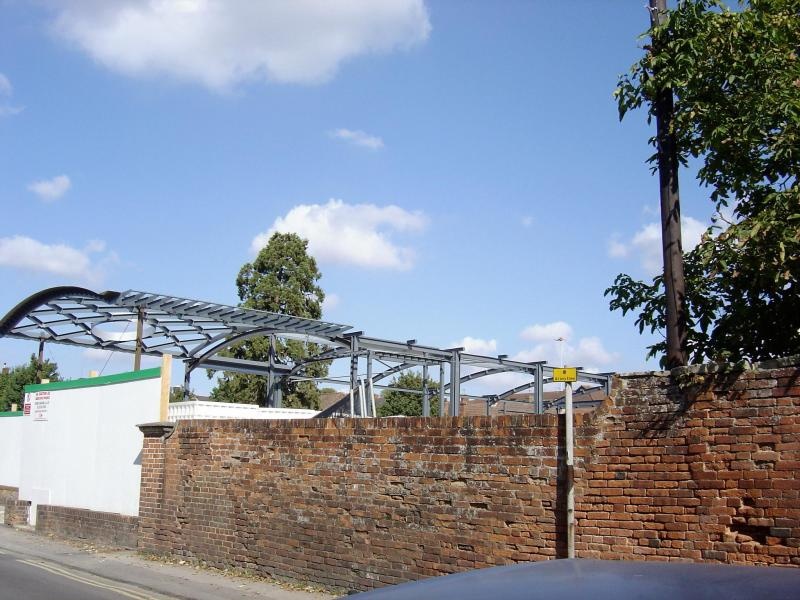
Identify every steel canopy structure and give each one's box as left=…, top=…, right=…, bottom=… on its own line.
left=0, top=286, right=612, bottom=417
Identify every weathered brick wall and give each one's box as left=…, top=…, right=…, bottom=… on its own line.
left=575, top=361, right=800, bottom=566
left=138, top=359, right=800, bottom=591
left=139, top=415, right=562, bottom=590
left=4, top=499, right=30, bottom=526
left=36, top=505, right=139, bottom=548
left=0, top=485, right=18, bottom=504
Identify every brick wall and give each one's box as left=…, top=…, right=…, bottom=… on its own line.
left=4, top=499, right=30, bottom=526
left=139, top=415, right=562, bottom=590
left=36, top=505, right=139, bottom=549
left=138, top=359, right=800, bottom=591
left=575, top=361, right=800, bottom=566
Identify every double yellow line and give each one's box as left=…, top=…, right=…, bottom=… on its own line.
left=18, top=558, right=161, bottom=600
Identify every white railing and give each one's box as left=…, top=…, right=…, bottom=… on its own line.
left=168, top=401, right=318, bottom=422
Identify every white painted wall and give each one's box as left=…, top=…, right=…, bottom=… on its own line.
left=0, top=415, right=23, bottom=489
left=18, top=371, right=161, bottom=524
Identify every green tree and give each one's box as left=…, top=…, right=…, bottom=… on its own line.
left=378, top=371, right=440, bottom=417
left=607, top=0, right=800, bottom=365
left=169, top=386, right=197, bottom=403
left=211, top=232, right=328, bottom=409
left=0, top=355, right=60, bottom=412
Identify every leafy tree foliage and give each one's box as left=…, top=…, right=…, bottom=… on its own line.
left=0, top=355, right=60, bottom=412
left=211, top=233, right=328, bottom=409
left=169, top=386, right=197, bottom=403
left=608, top=0, right=800, bottom=365
left=378, top=371, right=440, bottom=417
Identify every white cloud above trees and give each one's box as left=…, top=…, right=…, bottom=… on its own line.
left=0, top=236, right=116, bottom=284
left=47, top=1, right=431, bottom=90
left=251, top=199, right=427, bottom=270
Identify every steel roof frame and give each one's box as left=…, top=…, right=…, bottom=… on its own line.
left=0, top=286, right=613, bottom=417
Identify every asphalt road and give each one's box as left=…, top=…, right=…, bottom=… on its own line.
left=0, top=526, right=334, bottom=600
left=0, top=547, right=172, bottom=600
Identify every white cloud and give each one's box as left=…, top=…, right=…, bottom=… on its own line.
left=48, top=1, right=431, bottom=91
left=607, top=238, right=628, bottom=258
left=454, top=336, right=497, bottom=355
left=330, top=128, right=384, bottom=150
left=521, top=216, right=533, bottom=228
left=0, top=73, right=11, bottom=96
left=322, top=292, right=341, bottom=312
left=0, top=72, right=23, bottom=117
left=608, top=216, right=707, bottom=275
left=520, top=320, right=573, bottom=343
left=28, top=175, right=71, bottom=201
left=515, top=322, right=618, bottom=372
left=0, top=235, right=116, bottom=284
left=251, top=199, right=427, bottom=270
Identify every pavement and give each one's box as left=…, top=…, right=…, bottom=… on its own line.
left=0, top=525, right=336, bottom=600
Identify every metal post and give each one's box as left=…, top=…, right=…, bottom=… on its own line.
left=439, top=364, right=446, bottom=416
left=133, top=307, right=144, bottom=371
left=565, top=380, right=575, bottom=558
left=366, top=352, right=374, bottom=417
left=350, top=335, right=359, bottom=417
left=267, top=335, right=275, bottom=408
left=450, top=351, right=460, bottom=416
left=183, top=362, right=192, bottom=402
left=37, top=339, right=45, bottom=382
left=359, top=378, right=367, bottom=418
left=422, top=364, right=430, bottom=417
left=534, top=363, right=544, bottom=414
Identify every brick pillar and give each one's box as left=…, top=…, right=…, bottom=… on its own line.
left=137, top=422, right=175, bottom=552
left=4, top=499, right=31, bottom=526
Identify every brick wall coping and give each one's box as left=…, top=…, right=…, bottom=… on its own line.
left=137, top=422, right=175, bottom=439
left=619, top=354, right=800, bottom=380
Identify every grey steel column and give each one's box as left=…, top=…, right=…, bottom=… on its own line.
left=267, top=335, right=276, bottom=408
left=439, top=364, right=446, bottom=416
left=534, top=363, right=544, bottom=414
left=350, top=335, right=359, bottom=417
left=450, top=351, right=460, bottom=416
left=422, top=364, right=430, bottom=417
left=183, top=362, right=191, bottom=402
left=366, top=352, right=373, bottom=417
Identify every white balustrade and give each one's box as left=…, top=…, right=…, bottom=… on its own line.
left=168, top=401, right=318, bottom=422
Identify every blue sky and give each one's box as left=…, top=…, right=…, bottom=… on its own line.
left=0, top=1, right=715, bottom=393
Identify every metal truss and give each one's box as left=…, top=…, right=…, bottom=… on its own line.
left=0, top=286, right=613, bottom=417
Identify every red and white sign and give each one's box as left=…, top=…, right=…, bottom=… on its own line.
left=32, top=391, right=50, bottom=422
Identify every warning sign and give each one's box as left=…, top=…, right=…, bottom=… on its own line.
left=32, top=391, right=50, bottom=421
left=552, top=367, right=577, bottom=383
left=23, top=393, right=31, bottom=416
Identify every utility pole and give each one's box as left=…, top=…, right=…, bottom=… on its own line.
left=133, top=307, right=144, bottom=371
left=649, top=0, right=687, bottom=368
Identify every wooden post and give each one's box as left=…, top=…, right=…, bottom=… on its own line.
left=159, top=354, right=172, bottom=421
left=649, top=0, right=687, bottom=368
left=133, top=307, right=145, bottom=372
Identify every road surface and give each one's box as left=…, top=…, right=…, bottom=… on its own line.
left=0, top=526, right=334, bottom=600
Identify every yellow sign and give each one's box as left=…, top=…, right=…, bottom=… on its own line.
left=552, top=367, right=577, bottom=383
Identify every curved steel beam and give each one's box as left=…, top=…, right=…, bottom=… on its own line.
left=371, top=362, right=415, bottom=384
left=496, top=378, right=551, bottom=401
left=286, top=347, right=356, bottom=378
left=186, top=327, right=349, bottom=373
left=0, top=286, right=120, bottom=337
left=442, top=367, right=508, bottom=392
